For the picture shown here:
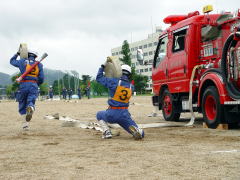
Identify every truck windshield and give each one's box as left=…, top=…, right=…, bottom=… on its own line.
left=154, top=35, right=168, bottom=68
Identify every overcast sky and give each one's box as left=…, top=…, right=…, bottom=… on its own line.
left=0, top=0, right=239, bottom=77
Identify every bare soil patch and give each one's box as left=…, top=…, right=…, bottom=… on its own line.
left=0, top=96, right=239, bottom=179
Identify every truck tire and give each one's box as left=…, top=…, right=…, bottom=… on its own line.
left=202, top=86, right=224, bottom=128
left=162, top=89, right=180, bottom=121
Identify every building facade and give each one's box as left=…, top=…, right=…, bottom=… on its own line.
left=111, top=27, right=162, bottom=90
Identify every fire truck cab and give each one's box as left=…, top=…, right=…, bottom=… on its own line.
left=138, top=6, right=240, bottom=128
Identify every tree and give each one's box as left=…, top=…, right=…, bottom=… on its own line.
left=119, top=40, right=131, bottom=66
left=119, top=40, right=148, bottom=94
left=132, top=74, right=148, bottom=94
left=52, top=80, right=60, bottom=95
left=11, top=74, right=20, bottom=92
left=39, top=83, right=48, bottom=95
left=6, top=85, right=13, bottom=98
left=82, top=75, right=91, bottom=85
left=5, top=74, right=21, bottom=98
left=91, top=80, right=108, bottom=96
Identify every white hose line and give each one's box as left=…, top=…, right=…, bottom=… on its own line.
left=185, top=65, right=204, bottom=126
left=44, top=115, right=193, bottom=130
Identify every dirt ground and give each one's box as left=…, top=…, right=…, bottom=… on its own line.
left=0, top=96, right=240, bottom=180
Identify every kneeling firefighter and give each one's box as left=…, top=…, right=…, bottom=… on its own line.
left=10, top=49, right=44, bottom=130
left=96, top=58, right=144, bottom=140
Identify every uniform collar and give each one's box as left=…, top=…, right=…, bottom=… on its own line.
left=120, top=75, right=130, bottom=82
left=28, top=56, right=36, bottom=61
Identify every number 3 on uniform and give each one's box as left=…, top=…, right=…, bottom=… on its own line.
left=119, top=89, right=128, bottom=101
left=26, top=64, right=39, bottom=77
left=112, top=86, right=132, bottom=103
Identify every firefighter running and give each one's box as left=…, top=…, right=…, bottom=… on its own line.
left=10, top=50, right=44, bottom=131
left=96, top=59, right=144, bottom=140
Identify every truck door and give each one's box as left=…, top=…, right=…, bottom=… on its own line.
left=152, top=34, right=168, bottom=94
left=167, top=26, right=188, bottom=93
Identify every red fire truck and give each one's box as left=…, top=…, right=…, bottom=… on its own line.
left=138, top=6, right=240, bottom=128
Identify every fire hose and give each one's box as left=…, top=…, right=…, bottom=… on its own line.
left=221, top=30, right=240, bottom=100
left=16, top=43, right=48, bottom=83
left=186, top=65, right=204, bottom=126
left=18, top=43, right=28, bottom=59
left=104, top=56, right=122, bottom=78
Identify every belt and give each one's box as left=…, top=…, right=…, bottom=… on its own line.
left=109, top=106, right=128, bottom=109
left=20, top=80, right=37, bottom=83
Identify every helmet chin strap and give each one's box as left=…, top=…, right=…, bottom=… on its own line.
left=122, top=72, right=131, bottom=79
left=28, top=56, right=36, bottom=61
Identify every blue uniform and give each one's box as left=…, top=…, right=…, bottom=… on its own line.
left=68, top=89, right=72, bottom=100
left=85, top=86, right=90, bottom=99
left=10, top=54, right=44, bottom=115
left=49, top=88, right=53, bottom=99
left=96, top=67, right=143, bottom=135
left=62, top=88, right=67, bottom=99
left=77, top=88, right=81, bottom=99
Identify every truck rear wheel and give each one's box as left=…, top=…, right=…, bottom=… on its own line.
left=202, top=86, right=224, bottom=128
left=162, top=89, right=180, bottom=121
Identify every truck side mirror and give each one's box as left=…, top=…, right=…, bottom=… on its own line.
left=137, top=49, right=144, bottom=65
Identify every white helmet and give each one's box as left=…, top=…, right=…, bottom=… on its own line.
left=28, top=49, right=38, bottom=57
left=121, top=64, right=131, bottom=74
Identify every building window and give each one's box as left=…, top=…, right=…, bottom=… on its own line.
left=149, top=59, right=153, bottom=63
left=148, top=43, right=152, bottom=47
left=131, top=63, right=135, bottom=68
left=136, top=70, right=139, bottom=73
left=112, top=53, right=115, bottom=56
left=144, top=52, right=148, bottom=56
left=144, top=44, right=147, bottom=48
left=131, top=48, right=134, bottom=51
left=149, top=68, right=152, bottom=71
left=150, top=84, right=153, bottom=87
left=135, top=47, right=138, bottom=50
left=149, top=51, right=153, bottom=55
left=140, top=69, right=143, bottom=73
left=136, top=62, right=139, bottom=66
left=145, top=68, right=148, bottom=72
left=154, top=42, right=158, bottom=46
left=116, top=52, right=118, bottom=55
left=139, top=45, right=142, bottom=49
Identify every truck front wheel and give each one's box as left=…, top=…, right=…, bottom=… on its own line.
left=202, top=86, right=224, bottom=128
left=162, top=89, right=180, bottom=121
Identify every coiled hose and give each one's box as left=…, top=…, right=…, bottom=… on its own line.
left=221, top=32, right=240, bottom=100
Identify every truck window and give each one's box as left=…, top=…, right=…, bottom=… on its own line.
left=153, top=35, right=168, bottom=68
left=201, top=25, right=221, bottom=42
left=172, top=29, right=187, bottom=52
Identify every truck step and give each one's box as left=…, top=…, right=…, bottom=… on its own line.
left=224, top=101, right=240, bottom=105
